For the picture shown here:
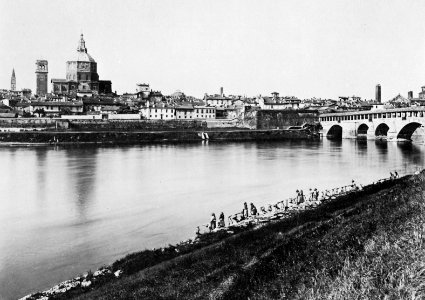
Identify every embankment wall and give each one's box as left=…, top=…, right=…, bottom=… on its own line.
left=0, top=118, right=69, bottom=129
left=256, top=110, right=319, bottom=129
left=0, top=111, right=320, bottom=132
left=0, top=129, right=318, bottom=144
left=68, top=119, right=208, bottom=131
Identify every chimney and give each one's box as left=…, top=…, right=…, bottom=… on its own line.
left=220, top=87, right=223, bottom=97
left=408, top=91, right=413, bottom=100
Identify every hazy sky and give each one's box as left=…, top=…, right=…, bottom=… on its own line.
left=2, top=0, right=425, bottom=100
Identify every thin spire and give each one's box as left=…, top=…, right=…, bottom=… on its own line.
left=12, top=68, right=15, bottom=78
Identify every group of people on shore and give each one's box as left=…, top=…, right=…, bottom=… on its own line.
left=199, top=172, right=407, bottom=235
left=199, top=179, right=363, bottom=234
left=203, top=202, right=259, bottom=233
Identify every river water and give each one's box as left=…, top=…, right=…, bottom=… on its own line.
left=0, top=139, right=424, bottom=299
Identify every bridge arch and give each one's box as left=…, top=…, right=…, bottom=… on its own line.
left=397, top=122, right=423, bottom=140
left=375, top=123, right=390, bottom=137
left=326, top=124, right=343, bottom=139
left=357, top=123, right=369, bottom=135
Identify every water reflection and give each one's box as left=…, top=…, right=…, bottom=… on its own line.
left=64, top=148, right=98, bottom=220
left=35, top=148, right=48, bottom=204
left=397, top=142, right=424, bottom=167
left=374, top=141, right=388, bottom=164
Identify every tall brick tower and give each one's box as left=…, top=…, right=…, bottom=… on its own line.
left=35, top=60, right=48, bottom=96
left=375, top=84, right=381, bottom=103
left=11, top=69, right=16, bottom=91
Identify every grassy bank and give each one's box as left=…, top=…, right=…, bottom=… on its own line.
left=43, top=171, right=423, bottom=299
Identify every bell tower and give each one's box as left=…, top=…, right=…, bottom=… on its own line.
left=11, top=69, right=16, bottom=91
left=35, top=60, right=48, bottom=96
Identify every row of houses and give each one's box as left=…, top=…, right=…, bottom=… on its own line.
left=9, top=85, right=425, bottom=121
left=139, top=104, right=217, bottom=120
left=0, top=98, right=244, bottom=120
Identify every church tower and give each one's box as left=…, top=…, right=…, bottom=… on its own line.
left=35, top=60, right=48, bottom=96
left=11, top=69, right=16, bottom=91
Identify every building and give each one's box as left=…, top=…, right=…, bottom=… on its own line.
left=204, top=94, right=233, bottom=107
left=175, top=105, right=195, bottom=119
left=418, top=86, right=425, bottom=99
left=51, top=34, right=112, bottom=96
left=30, top=101, right=83, bottom=116
left=144, top=103, right=175, bottom=120
left=11, top=69, right=16, bottom=91
left=194, top=106, right=216, bottom=119
left=388, top=94, right=410, bottom=107
left=257, top=94, right=301, bottom=110
left=136, top=83, right=150, bottom=99
left=36, top=60, right=48, bottom=97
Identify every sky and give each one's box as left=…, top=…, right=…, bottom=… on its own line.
left=1, top=0, right=425, bottom=100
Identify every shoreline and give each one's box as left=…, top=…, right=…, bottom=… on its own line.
left=18, top=171, right=419, bottom=300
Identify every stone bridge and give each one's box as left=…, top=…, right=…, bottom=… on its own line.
left=320, top=107, right=425, bottom=140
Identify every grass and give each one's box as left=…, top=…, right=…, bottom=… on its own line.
left=53, top=172, right=425, bottom=299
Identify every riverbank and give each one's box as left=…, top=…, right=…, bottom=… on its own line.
left=20, top=170, right=425, bottom=299
left=0, top=128, right=319, bottom=145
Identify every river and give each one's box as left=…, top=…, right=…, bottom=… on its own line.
left=0, top=139, right=424, bottom=299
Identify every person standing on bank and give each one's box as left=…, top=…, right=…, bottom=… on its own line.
left=218, top=212, right=225, bottom=228
left=250, top=203, right=258, bottom=216
left=210, top=213, right=216, bottom=231
left=243, top=202, right=249, bottom=218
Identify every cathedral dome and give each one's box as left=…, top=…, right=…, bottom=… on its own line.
left=76, top=51, right=96, bottom=63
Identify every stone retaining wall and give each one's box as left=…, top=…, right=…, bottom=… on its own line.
left=0, top=129, right=319, bottom=144
left=0, top=118, right=69, bottom=129
left=256, top=110, right=319, bottom=129
left=68, top=119, right=207, bottom=131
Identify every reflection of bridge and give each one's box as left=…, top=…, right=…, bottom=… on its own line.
left=320, top=107, right=425, bottom=140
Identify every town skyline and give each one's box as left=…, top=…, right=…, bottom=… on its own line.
left=2, top=0, right=425, bottom=100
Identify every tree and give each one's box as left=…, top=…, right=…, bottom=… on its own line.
left=60, top=107, right=72, bottom=115
left=34, top=108, right=45, bottom=117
